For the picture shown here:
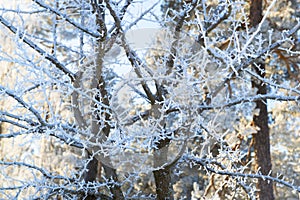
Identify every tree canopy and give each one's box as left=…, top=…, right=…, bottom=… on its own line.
left=0, top=0, right=299, bottom=199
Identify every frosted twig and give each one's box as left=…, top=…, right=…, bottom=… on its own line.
left=211, top=20, right=300, bottom=99
left=185, top=155, right=300, bottom=192
left=32, top=0, right=100, bottom=38
left=0, top=85, right=46, bottom=125
left=0, top=15, right=75, bottom=81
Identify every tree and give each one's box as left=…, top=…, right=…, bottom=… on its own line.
left=0, top=0, right=300, bottom=199
left=250, top=0, right=274, bottom=199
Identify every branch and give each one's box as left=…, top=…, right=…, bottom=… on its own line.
left=105, top=0, right=156, bottom=104
left=0, top=126, right=84, bottom=149
left=0, top=8, right=46, bottom=14
left=0, top=111, right=39, bottom=126
left=109, top=0, right=133, bottom=33
left=210, top=20, right=300, bottom=99
left=245, top=68, right=300, bottom=95
left=0, top=15, right=75, bottom=81
left=32, top=0, right=100, bottom=38
left=0, top=118, right=29, bottom=130
left=71, top=72, right=88, bottom=129
left=197, top=94, right=300, bottom=111
left=166, top=0, right=199, bottom=72
left=0, top=161, right=72, bottom=181
left=184, top=155, right=300, bottom=192
left=0, top=161, right=113, bottom=199
left=0, top=85, right=46, bottom=125
left=104, top=0, right=133, bottom=54
left=125, top=0, right=160, bottom=31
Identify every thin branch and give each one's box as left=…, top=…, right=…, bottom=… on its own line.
left=109, top=0, right=133, bottom=33
left=32, top=0, right=100, bottom=38
left=166, top=0, right=199, bottom=72
left=245, top=68, right=300, bottom=95
left=105, top=0, right=156, bottom=104
left=0, top=131, right=31, bottom=139
left=125, top=0, right=160, bottom=31
left=0, top=8, right=46, bottom=14
left=116, top=93, right=300, bottom=127
left=0, top=111, right=38, bottom=126
left=0, top=128, right=84, bottom=149
left=0, top=15, right=75, bottom=81
left=210, top=21, right=300, bottom=99
left=0, top=118, right=29, bottom=130
left=0, top=85, right=46, bottom=125
left=104, top=0, right=133, bottom=54
left=197, top=94, right=300, bottom=111
left=185, top=155, right=300, bottom=192
left=0, top=161, right=72, bottom=181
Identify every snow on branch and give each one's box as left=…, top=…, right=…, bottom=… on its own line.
left=0, top=16, right=75, bottom=81
left=197, top=94, right=300, bottom=111
left=210, top=20, right=300, bottom=99
left=32, top=0, right=100, bottom=38
left=0, top=161, right=72, bottom=181
left=0, top=85, right=46, bottom=125
left=184, top=155, right=300, bottom=193
left=125, top=0, right=160, bottom=31
left=105, top=0, right=156, bottom=104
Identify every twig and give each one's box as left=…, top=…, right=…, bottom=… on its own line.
left=185, top=155, right=300, bottom=192
left=210, top=21, right=300, bottom=99
left=0, top=161, right=72, bottom=181
left=0, top=16, right=75, bottom=81
left=0, top=85, right=46, bottom=125
left=32, top=0, right=100, bottom=38
left=105, top=0, right=156, bottom=104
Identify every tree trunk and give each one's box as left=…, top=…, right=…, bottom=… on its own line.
left=250, top=1, right=274, bottom=199
left=153, top=167, right=173, bottom=200
left=152, top=104, right=173, bottom=200
left=83, top=153, right=99, bottom=200
left=102, top=164, right=125, bottom=200
left=252, top=78, right=274, bottom=200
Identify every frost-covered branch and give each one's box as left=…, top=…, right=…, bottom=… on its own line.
left=0, top=161, right=114, bottom=199
left=0, top=85, right=46, bottom=125
left=105, top=0, right=156, bottom=104
left=185, top=155, right=300, bottom=193
left=125, top=0, right=160, bottom=31
left=0, top=118, right=29, bottom=130
left=0, top=16, right=75, bottom=81
left=245, top=68, right=300, bottom=95
left=0, top=161, right=72, bottom=181
left=198, top=94, right=300, bottom=111
left=0, top=111, right=39, bottom=126
left=210, top=20, right=300, bottom=99
left=0, top=8, right=46, bottom=14
left=0, top=125, right=84, bottom=149
left=32, top=0, right=100, bottom=38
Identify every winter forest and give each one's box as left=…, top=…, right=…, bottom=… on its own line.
left=0, top=0, right=299, bottom=199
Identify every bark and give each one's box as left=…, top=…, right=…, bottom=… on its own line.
left=83, top=153, right=99, bottom=200
left=153, top=167, right=173, bottom=200
left=102, top=164, right=125, bottom=200
left=250, top=0, right=274, bottom=199
left=252, top=76, right=274, bottom=200
left=152, top=104, right=173, bottom=200
left=86, top=2, right=124, bottom=199
left=83, top=154, right=99, bottom=183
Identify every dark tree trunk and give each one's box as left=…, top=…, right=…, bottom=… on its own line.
left=102, top=164, right=125, bottom=200
left=252, top=77, right=274, bottom=200
left=83, top=153, right=99, bottom=200
left=152, top=104, right=173, bottom=200
left=83, top=154, right=99, bottom=183
left=153, top=167, right=173, bottom=200
left=250, top=0, right=274, bottom=199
